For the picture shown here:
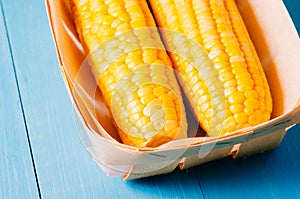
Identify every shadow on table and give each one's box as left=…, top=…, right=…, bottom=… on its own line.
left=126, top=124, right=300, bottom=197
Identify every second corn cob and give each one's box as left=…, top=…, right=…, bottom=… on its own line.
left=149, top=0, right=273, bottom=136
left=71, top=0, right=187, bottom=147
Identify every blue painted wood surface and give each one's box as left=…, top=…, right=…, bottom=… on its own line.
left=0, top=1, right=39, bottom=198
left=196, top=125, right=300, bottom=198
left=284, top=0, right=300, bottom=36
left=0, top=0, right=299, bottom=198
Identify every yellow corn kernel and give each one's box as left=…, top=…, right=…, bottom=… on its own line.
left=149, top=0, right=272, bottom=136
left=71, top=0, right=187, bottom=147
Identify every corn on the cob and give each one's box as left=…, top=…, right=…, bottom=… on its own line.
left=71, top=0, right=187, bottom=147
left=149, top=0, right=272, bottom=136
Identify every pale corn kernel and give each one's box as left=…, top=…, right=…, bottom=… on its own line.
left=154, top=119, right=165, bottom=131
left=136, top=116, right=150, bottom=128
left=144, top=131, right=157, bottom=139
left=198, top=94, right=210, bottom=105
left=131, top=73, right=150, bottom=83
left=217, top=110, right=226, bottom=120
left=126, top=91, right=139, bottom=102
left=203, top=38, right=221, bottom=50
left=147, top=98, right=161, bottom=108
left=130, top=112, right=143, bottom=123
left=141, top=123, right=156, bottom=133
left=137, top=87, right=152, bottom=97
left=79, top=10, right=92, bottom=19
left=130, top=104, right=145, bottom=114
left=192, top=81, right=203, bottom=93
left=140, top=93, right=155, bottom=104
left=205, top=76, right=219, bottom=88
left=189, top=75, right=200, bottom=87
left=208, top=49, right=225, bottom=59
left=200, top=101, right=210, bottom=113
left=205, top=108, right=214, bottom=120
left=152, top=74, right=168, bottom=83
left=150, top=108, right=165, bottom=122
left=184, top=64, right=194, bottom=73
left=101, top=75, right=114, bottom=86
left=143, top=103, right=153, bottom=117
left=224, top=87, right=237, bottom=97
left=202, top=120, right=210, bottom=132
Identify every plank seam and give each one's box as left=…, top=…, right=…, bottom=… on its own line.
left=196, top=175, right=206, bottom=199
left=0, top=1, right=42, bottom=198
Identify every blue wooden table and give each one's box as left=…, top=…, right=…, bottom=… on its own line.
left=1, top=0, right=300, bottom=198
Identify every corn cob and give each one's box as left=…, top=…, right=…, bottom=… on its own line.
left=148, top=0, right=272, bottom=136
left=71, top=0, right=188, bottom=147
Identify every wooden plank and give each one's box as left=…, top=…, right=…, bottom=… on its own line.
left=1, top=0, right=204, bottom=198
left=0, top=2, right=40, bottom=199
